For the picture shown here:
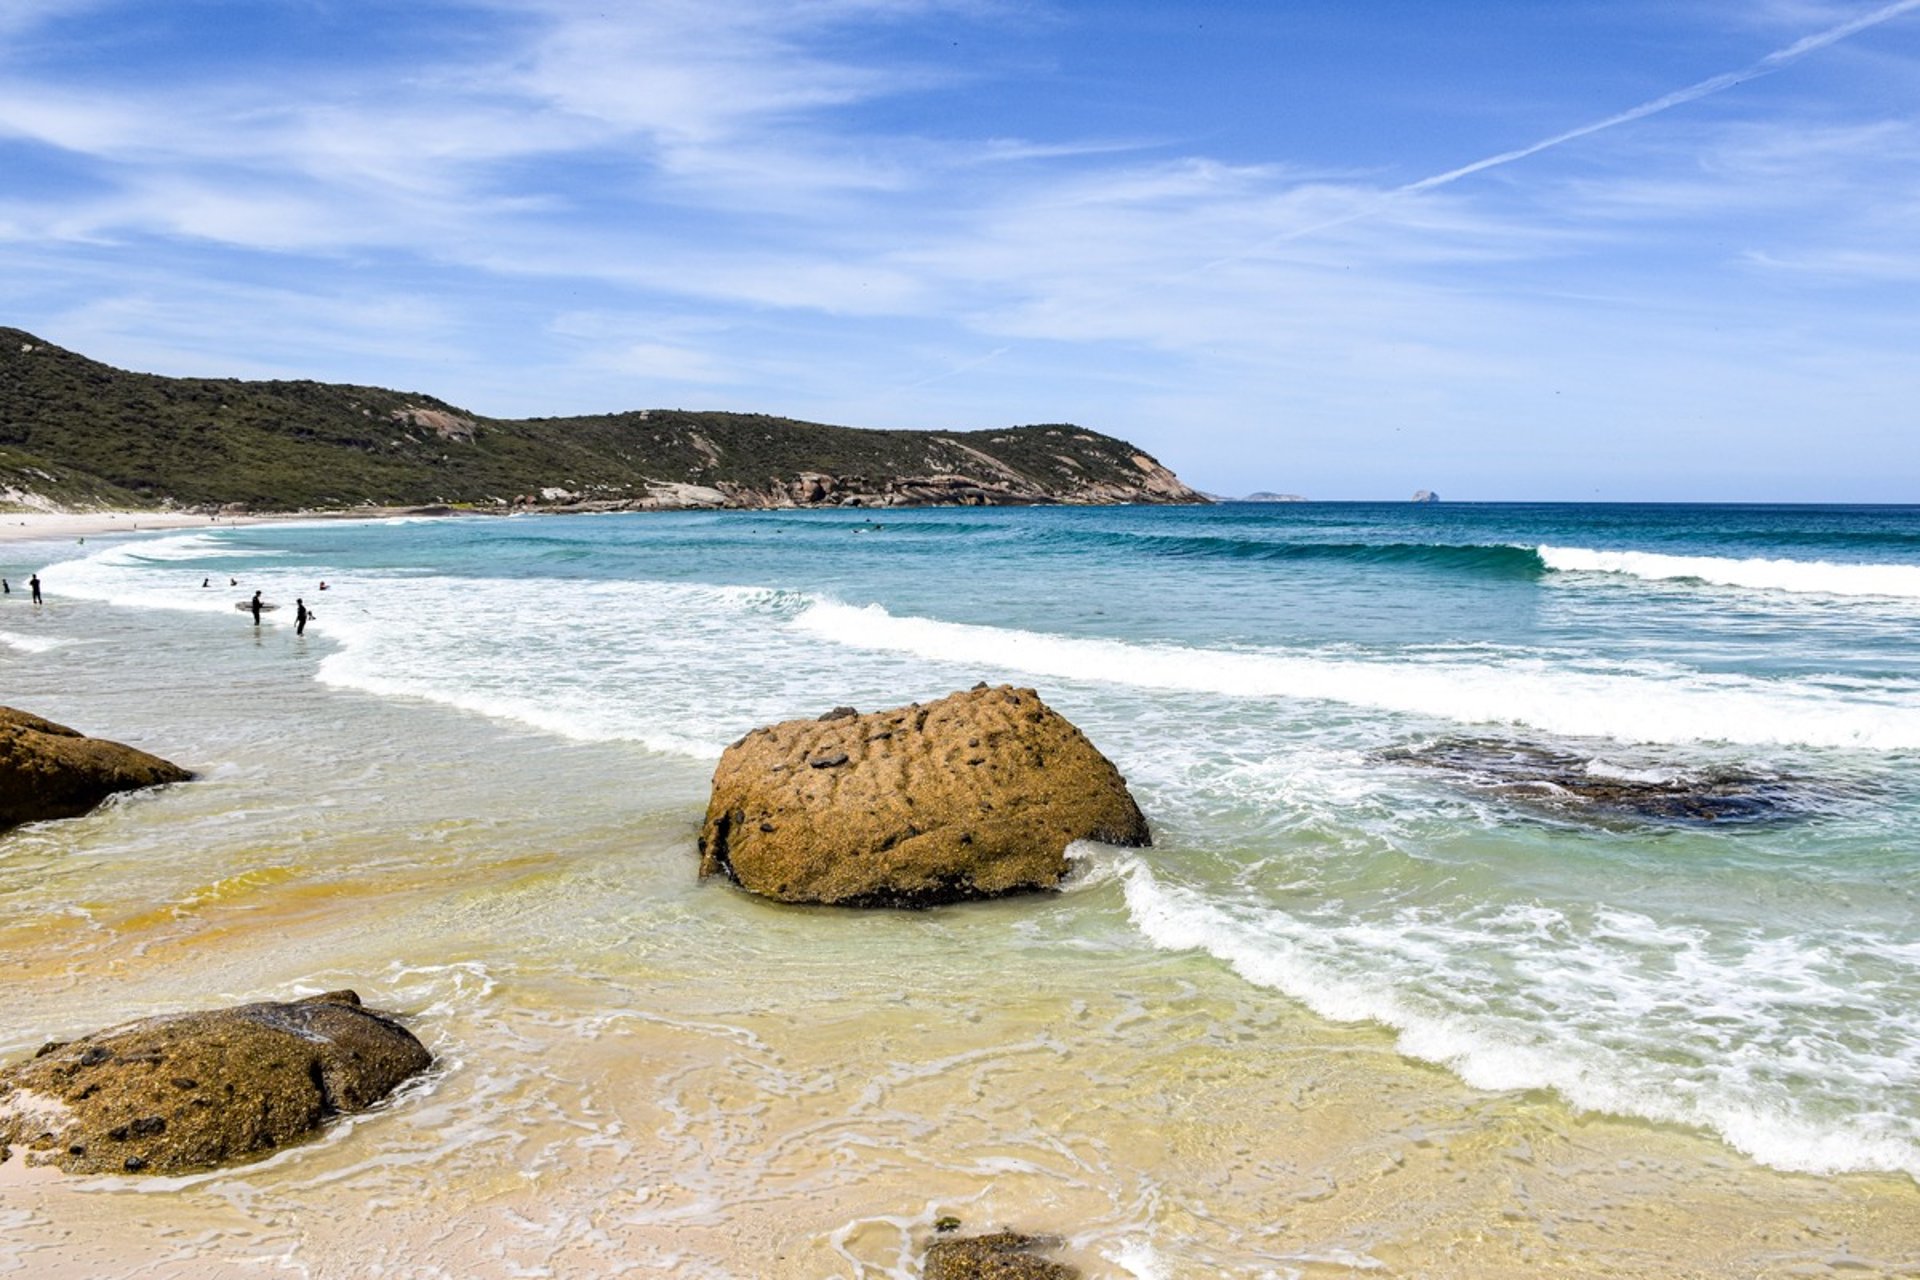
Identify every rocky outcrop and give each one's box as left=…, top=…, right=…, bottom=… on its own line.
left=509, top=457, right=1206, bottom=513
left=0, top=708, right=192, bottom=832
left=0, top=991, right=431, bottom=1176
left=925, top=1232, right=1080, bottom=1280
left=699, top=685, right=1150, bottom=908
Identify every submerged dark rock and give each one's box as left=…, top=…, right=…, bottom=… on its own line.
left=1379, top=737, right=1816, bottom=824
left=924, top=1231, right=1079, bottom=1280
left=0, top=991, right=431, bottom=1176
left=0, top=707, right=192, bottom=832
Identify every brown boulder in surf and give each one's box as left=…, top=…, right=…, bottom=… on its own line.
left=698, top=685, right=1150, bottom=908
left=0, top=991, right=432, bottom=1176
left=0, top=707, right=191, bottom=832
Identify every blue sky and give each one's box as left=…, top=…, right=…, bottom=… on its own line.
left=2, top=0, right=1917, bottom=500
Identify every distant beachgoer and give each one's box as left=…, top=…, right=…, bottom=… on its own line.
left=202, top=578, right=210, bottom=588
left=295, top=598, right=309, bottom=636
left=2, top=579, right=8, bottom=594
left=249, top=590, right=262, bottom=626
left=29, top=574, right=41, bottom=605
left=318, top=581, right=329, bottom=591
left=229, top=577, right=238, bottom=586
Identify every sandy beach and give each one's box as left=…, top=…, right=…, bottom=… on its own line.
left=0, top=510, right=279, bottom=545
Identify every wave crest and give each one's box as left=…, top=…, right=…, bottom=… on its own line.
left=1539, top=545, right=1920, bottom=599
left=790, top=600, right=1920, bottom=749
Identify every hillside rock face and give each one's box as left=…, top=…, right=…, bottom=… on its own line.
left=0, top=707, right=191, bottom=831
left=698, top=685, right=1150, bottom=908
left=0, top=991, right=431, bottom=1176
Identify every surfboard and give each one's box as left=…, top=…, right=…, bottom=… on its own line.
left=234, top=600, right=281, bottom=612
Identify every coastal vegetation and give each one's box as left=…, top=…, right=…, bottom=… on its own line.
left=0, top=329, right=1202, bottom=512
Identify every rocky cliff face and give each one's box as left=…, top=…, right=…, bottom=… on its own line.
left=525, top=452, right=1200, bottom=512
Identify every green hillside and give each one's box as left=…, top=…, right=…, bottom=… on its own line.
left=0, top=329, right=1203, bottom=511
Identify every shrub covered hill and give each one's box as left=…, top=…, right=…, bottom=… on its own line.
left=0, top=328, right=1203, bottom=512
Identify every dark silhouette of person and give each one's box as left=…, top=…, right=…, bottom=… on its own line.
left=29, top=574, right=41, bottom=605
left=249, top=590, right=262, bottom=626
left=202, top=578, right=210, bottom=588
left=295, top=598, right=309, bottom=636
left=2, top=578, right=8, bottom=594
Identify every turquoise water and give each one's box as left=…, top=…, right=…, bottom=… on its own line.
left=30, top=502, right=1920, bottom=1183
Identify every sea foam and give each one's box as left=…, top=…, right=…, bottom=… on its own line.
left=1119, top=859, right=1920, bottom=1179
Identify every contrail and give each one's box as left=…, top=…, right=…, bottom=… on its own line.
left=1231, top=0, right=1920, bottom=254
left=1400, top=0, right=1920, bottom=197
left=905, top=344, right=1011, bottom=389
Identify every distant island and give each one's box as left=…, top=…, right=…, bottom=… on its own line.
left=1412, top=489, right=1440, bottom=503
left=1208, top=491, right=1307, bottom=503
left=0, top=329, right=1204, bottom=513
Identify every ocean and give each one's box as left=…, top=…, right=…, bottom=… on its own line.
left=3, top=501, right=1918, bottom=1277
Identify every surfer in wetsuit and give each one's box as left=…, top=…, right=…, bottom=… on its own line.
left=29, top=574, right=40, bottom=605
left=249, top=590, right=262, bottom=626
left=295, top=598, right=309, bottom=636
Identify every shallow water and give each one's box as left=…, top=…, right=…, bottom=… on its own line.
left=3, top=505, right=1920, bottom=1277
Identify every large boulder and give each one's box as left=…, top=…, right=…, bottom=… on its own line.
left=699, top=684, right=1149, bottom=908
left=0, top=707, right=191, bottom=832
left=0, top=990, right=431, bottom=1176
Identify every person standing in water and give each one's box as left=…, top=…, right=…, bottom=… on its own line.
left=29, top=574, right=41, bottom=605
left=249, top=590, right=262, bottom=626
left=295, top=598, right=309, bottom=636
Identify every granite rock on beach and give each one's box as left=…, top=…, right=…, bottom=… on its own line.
left=924, top=1231, right=1081, bottom=1280
left=698, top=684, right=1150, bottom=907
left=0, top=706, right=193, bottom=832
left=0, top=991, right=432, bottom=1176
